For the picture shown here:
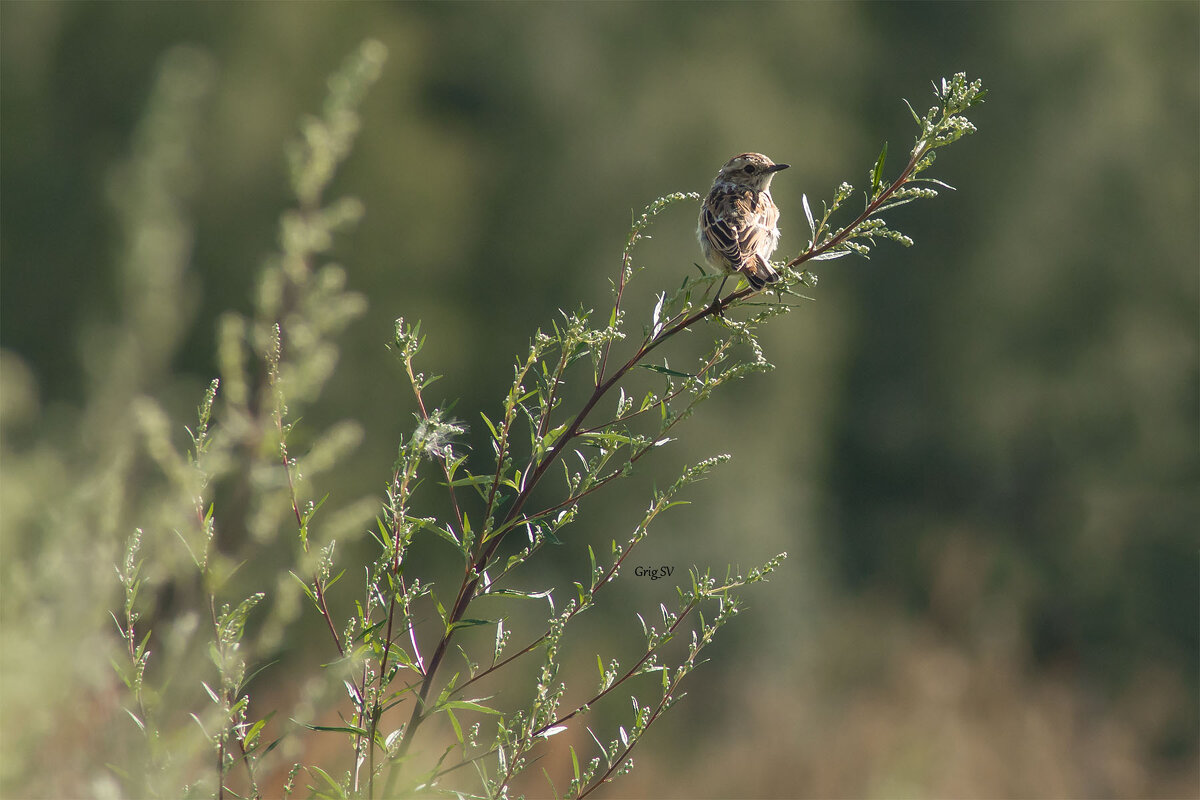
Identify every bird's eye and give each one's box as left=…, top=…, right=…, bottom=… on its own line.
left=743, top=165, right=756, bottom=174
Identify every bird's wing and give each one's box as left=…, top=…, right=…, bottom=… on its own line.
left=701, top=188, right=755, bottom=270
left=702, top=189, right=780, bottom=284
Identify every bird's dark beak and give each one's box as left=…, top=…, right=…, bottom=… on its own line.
left=768, top=163, right=790, bottom=173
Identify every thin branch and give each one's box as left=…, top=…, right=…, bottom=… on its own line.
left=393, top=284, right=750, bottom=762
left=403, top=357, right=469, bottom=547
left=577, top=338, right=730, bottom=435
left=575, top=601, right=718, bottom=800
left=784, top=141, right=930, bottom=271
left=531, top=597, right=700, bottom=739
left=482, top=354, right=535, bottom=526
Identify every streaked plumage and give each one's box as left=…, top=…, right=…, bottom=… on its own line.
left=697, top=153, right=789, bottom=290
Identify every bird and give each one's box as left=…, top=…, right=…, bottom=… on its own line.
left=697, top=152, right=789, bottom=291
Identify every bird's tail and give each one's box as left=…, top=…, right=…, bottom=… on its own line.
left=744, top=255, right=781, bottom=290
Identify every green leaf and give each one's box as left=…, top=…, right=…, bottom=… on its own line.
left=440, top=699, right=504, bottom=716
left=447, top=617, right=494, bottom=633
left=637, top=363, right=692, bottom=378
left=870, top=141, right=888, bottom=198
left=242, top=660, right=280, bottom=690
left=305, top=765, right=347, bottom=799
left=809, top=249, right=854, bottom=262
left=483, top=588, right=554, bottom=602
left=875, top=197, right=920, bottom=213
left=479, top=411, right=500, bottom=440
left=418, top=520, right=462, bottom=550
left=109, top=656, right=130, bottom=688
left=352, top=618, right=388, bottom=644
left=903, top=97, right=921, bottom=125
left=324, top=568, right=346, bottom=591
left=136, top=628, right=153, bottom=658
left=650, top=292, right=666, bottom=337
left=913, top=176, right=957, bottom=190
left=124, top=707, right=146, bottom=732
left=298, top=721, right=370, bottom=736
left=243, top=717, right=270, bottom=749
left=446, top=473, right=492, bottom=488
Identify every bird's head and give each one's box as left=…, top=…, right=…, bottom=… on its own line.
left=714, top=152, right=789, bottom=190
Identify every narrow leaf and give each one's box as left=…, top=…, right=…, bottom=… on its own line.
left=306, top=765, right=346, bottom=798
left=441, top=699, right=504, bottom=715
left=637, top=364, right=692, bottom=378
left=871, top=141, right=888, bottom=198
left=903, top=97, right=921, bottom=124
left=447, top=617, right=494, bottom=633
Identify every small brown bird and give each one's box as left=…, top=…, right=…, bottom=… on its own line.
left=697, top=152, right=789, bottom=290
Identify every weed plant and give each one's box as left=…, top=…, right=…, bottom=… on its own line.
left=6, top=39, right=982, bottom=799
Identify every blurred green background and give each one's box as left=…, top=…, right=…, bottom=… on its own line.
left=2, top=2, right=1196, bottom=797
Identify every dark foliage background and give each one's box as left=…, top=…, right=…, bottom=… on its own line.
left=2, top=3, right=1196, bottom=797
